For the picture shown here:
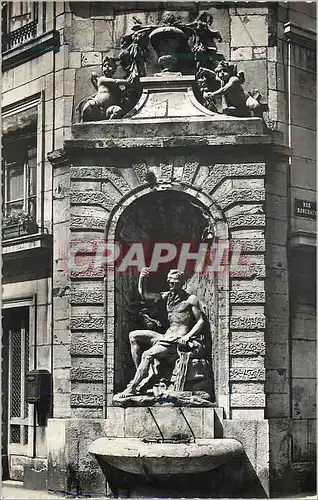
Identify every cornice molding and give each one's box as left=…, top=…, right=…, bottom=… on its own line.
left=284, top=22, right=316, bottom=49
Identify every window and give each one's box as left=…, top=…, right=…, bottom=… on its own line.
left=3, top=132, right=37, bottom=219
left=2, top=2, right=39, bottom=52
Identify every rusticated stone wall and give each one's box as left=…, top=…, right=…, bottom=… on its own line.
left=51, top=143, right=270, bottom=423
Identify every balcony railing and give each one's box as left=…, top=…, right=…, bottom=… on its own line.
left=2, top=19, right=38, bottom=52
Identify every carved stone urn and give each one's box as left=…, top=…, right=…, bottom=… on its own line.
left=149, top=26, right=189, bottom=72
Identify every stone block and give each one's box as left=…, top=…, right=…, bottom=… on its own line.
left=54, top=367, right=71, bottom=394
left=71, top=407, right=104, bottom=419
left=292, top=340, right=316, bottom=378
left=268, top=61, right=286, bottom=92
left=230, top=289, right=265, bottom=304
left=253, top=47, right=267, bottom=59
left=81, top=51, right=102, bottom=67
left=231, top=280, right=264, bottom=294
left=70, top=366, right=103, bottom=382
left=231, top=15, right=268, bottom=48
left=53, top=343, right=71, bottom=369
left=265, top=369, right=288, bottom=394
left=70, top=392, right=103, bottom=408
left=266, top=218, right=287, bottom=246
left=231, top=304, right=264, bottom=317
left=231, top=357, right=264, bottom=369
left=231, top=331, right=264, bottom=343
left=291, top=157, right=316, bottom=190
left=292, top=379, right=316, bottom=419
left=36, top=345, right=51, bottom=370
left=123, top=407, right=163, bottom=440
left=308, top=419, right=316, bottom=455
left=94, top=19, right=114, bottom=51
left=291, top=67, right=316, bottom=101
left=69, top=51, right=81, bottom=68
left=2, top=68, right=14, bottom=92
left=268, top=90, right=288, bottom=125
left=71, top=282, right=104, bottom=305
left=266, top=194, right=287, bottom=221
left=230, top=340, right=265, bottom=356
left=292, top=420, right=311, bottom=462
left=103, top=407, right=125, bottom=437
left=266, top=315, right=289, bottom=341
left=231, top=383, right=264, bottom=394
left=64, top=19, right=94, bottom=50
left=23, top=458, right=48, bottom=491
left=266, top=343, right=289, bottom=370
left=291, top=94, right=316, bottom=130
left=47, top=419, right=67, bottom=491
left=255, top=420, right=269, bottom=493
left=266, top=296, right=289, bottom=318
left=142, top=407, right=205, bottom=441
left=266, top=393, right=290, bottom=418
left=63, top=419, right=107, bottom=496
left=231, top=394, right=265, bottom=407
left=230, top=367, right=265, bottom=382
left=232, top=7, right=269, bottom=16
left=55, top=96, right=74, bottom=128
left=291, top=213, right=316, bottom=235
left=53, top=393, right=71, bottom=418
left=231, top=409, right=264, bottom=420
left=223, top=420, right=257, bottom=464
left=230, top=316, right=265, bottom=330
left=201, top=408, right=214, bottom=438
left=231, top=47, right=253, bottom=60
left=70, top=314, right=104, bottom=331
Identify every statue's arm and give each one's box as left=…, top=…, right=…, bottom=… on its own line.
left=178, top=296, right=205, bottom=344
left=210, top=76, right=238, bottom=96
left=115, top=78, right=129, bottom=87
left=138, top=267, right=162, bottom=302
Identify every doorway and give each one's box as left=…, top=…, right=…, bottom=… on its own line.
left=2, top=306, right=30, bottom=480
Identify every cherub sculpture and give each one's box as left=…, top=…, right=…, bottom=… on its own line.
left=196, top=60, right=268, bottom=117
left=78, top=56, right=129, bottom=122
left=210, top=60, right=268, bottom=117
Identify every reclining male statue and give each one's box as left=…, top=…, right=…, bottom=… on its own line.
left=118, top=267, right=214, bottom=400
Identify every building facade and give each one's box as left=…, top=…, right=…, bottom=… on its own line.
left=1, top=1, right=316, bottom=497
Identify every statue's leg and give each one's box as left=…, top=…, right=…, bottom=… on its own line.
left=124, top=344, right=170, bottom=395
left=129, top=329, right=161, bottom=368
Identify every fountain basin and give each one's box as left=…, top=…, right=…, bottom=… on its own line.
left=89, top=437, right=244, bottom=476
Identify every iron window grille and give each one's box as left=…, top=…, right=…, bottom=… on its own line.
left=2, top=2, right=39, bottom=52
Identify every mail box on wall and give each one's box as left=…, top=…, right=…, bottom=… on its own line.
left=26, top=369, right=51, bottom=404
left=26, top=369, right=52, bottom=425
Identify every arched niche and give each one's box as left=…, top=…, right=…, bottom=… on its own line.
left=106, top=189, right=228, bottom=402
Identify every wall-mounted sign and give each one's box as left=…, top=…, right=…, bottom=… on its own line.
left=294, top=199, right=316, bottom=220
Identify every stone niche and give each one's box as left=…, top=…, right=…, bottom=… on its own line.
left=47, top=13, right=290, bottom=497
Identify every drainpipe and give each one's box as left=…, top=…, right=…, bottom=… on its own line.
left=50, top=0, right=57, bottom=377
left=284, top=15, right=293, bottom=420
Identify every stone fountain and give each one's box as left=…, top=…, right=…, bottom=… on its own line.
left=51, top=9, right=288, bottom=498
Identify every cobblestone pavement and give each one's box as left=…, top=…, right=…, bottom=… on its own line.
left=1, top=481, right=317, bottom=500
